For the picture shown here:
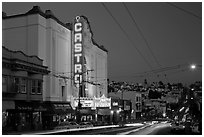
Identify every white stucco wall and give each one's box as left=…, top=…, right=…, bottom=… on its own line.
left=82, top=17, right=108, bottom=98
left=3, top=13, right=72, bottom=102
left=2, top=13, right=107, bottom=102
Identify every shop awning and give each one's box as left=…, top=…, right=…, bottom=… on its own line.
left=97, top=109, right=111, bottom=115
left=44, top=102, right=74, bottom=115
left=15, top=101, right=47, bottom=111
left=2, top=101, right=15, bottom=110
left=79, top=108, right=95, bottom=115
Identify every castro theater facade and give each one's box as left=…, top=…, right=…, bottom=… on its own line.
left=3, top=6, right=110, bottom=126
left=71, top=16, right=111, bottom=122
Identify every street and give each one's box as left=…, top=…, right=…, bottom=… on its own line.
left=41, top=122, right=201, bottom=135
left=120, top=123, right=172, bottom=135
left=119, top=123, right=201, bottom=135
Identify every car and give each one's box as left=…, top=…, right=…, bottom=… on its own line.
left=152, top=121, right=158, bottom=124
left=102, top=121, right=109, bottom=126
left=91, top=121, right=104, bottom=126
left=160, top=121, right=168, bottom=124
left=170, top=121, right=185, bottom=132
left=79, top=122, right=93, bottom=128
left=54, top=121, right=80, bottom=130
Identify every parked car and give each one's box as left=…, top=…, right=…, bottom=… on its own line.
left=152, top=121, right=159, bottom=124
left=54, top=121, right=80, bottom=130
left=102, top=121, right=109, bottom=126
left=91, top=121, right=104, bottom=126
left=170, top=121, right=185, bottom=132
left=79, top=122, right=94, bottom=128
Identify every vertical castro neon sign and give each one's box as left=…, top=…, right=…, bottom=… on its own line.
left=74, top=16, right=83, bottom=87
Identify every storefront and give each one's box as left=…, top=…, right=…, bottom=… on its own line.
left=71, top=97, right=95, bottom=122
left=71, top=95, right=111, bottom=123
left=94, top=95, right=111, bottom=122
left=79, top=108, right=95, bottom=122
left=42, top=101, right=74, bottom=129
left=2, top=101, right=47, bottom=133
left=2, top=101, right=15, bottom=133
left=123, top=100, right=132, bottom=122
left=110, top=99, right=120, bottom=124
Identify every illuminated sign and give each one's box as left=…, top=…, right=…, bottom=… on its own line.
left=94, top=95, right=111, bottom=108
left=112, top=102, right=118, bottom=106
left=73, top=98, right=94, bottom=108
left=95, top=100, right=111, bottom=108
left=74, top=16, right=83, bottom=87
left=71, top=96, right=112, bottom=109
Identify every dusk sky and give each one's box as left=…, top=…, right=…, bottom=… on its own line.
left=2, top=2, right=202, bottom=85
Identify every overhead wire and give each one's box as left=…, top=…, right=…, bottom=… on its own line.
left=122, top=2, right=161, bottom=67
left=167, top=2, right=202, bottom=20
left=47, top=73, right=101, bottom=86
left=109, top=63, right=189, bottom=79
left=101, top=2, right=154, bottom=71
left=122, top=2, right=168, bottom=82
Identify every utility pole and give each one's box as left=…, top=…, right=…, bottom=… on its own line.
left=76, top=69, right=94, bottom=123
left=76, top=73, right=82, bottom=123
left=121, top=85, right=124, bottom=125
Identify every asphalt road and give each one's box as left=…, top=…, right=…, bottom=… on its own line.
left=119, top=123, right=201, bottom=135
left=36, top=122, right=201, bottom=135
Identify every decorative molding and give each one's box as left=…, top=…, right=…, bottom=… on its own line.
left=2, top=6, right=72, bottom=30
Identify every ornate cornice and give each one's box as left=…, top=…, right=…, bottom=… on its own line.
left=80, top=15, right=108, bottom=53
left=2, top=6, right=72, bottom=30
left=2, top=46, right=50, bottom=74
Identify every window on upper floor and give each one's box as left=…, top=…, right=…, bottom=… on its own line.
left=31, top=80, right=36, bottom=94
left=2, top=76, right=7, bottom=92
left=136, top=96, right=140, bottom=102
left=14, top=77, right=20, bottom=93
left=31, top=80, right=42, bottom=94
left=37, top=81, right=42, bottom=94
left=13, top=77, right=27, bottom=93
left=139, top=97, right=141, bottom=102
left=20, top=78, right=27, bottom=93
left=62, top=86, right=65, bottom=97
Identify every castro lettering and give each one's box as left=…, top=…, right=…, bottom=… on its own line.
left=74, top=16, right=83, bottom=87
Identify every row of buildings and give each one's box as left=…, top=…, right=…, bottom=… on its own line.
left=2, top=6, right=110, bottom=133
left=3, top=5, right=198, bottom=134
left=108, top=81, right=186, bottom=120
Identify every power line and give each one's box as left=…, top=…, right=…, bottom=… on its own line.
left=47, top=73, right=101, bottom=86
left=122, top=3, right=171, bottom=82
left=101, top=2, right=154, bottom=71
left=122, top=2, right=162, bottom=67
left=167, top=2, right=202, bottom=20
left=109, top=63, right=188, bottom=78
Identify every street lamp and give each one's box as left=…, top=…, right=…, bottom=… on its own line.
left=120, top=85, right=125, bottom=124
left=190, top=64, right=196, bottom=70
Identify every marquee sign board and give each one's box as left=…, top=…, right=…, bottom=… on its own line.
left=72, top=95, right=111, bottom=109
left=73, top=16, right=83, bottom=87
left=73, top=98, right=94, bottom=108
left=94, top=95, right=111, bottom=109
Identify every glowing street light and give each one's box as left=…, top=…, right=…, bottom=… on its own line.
left=190, top=64, right=196, bottom=70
